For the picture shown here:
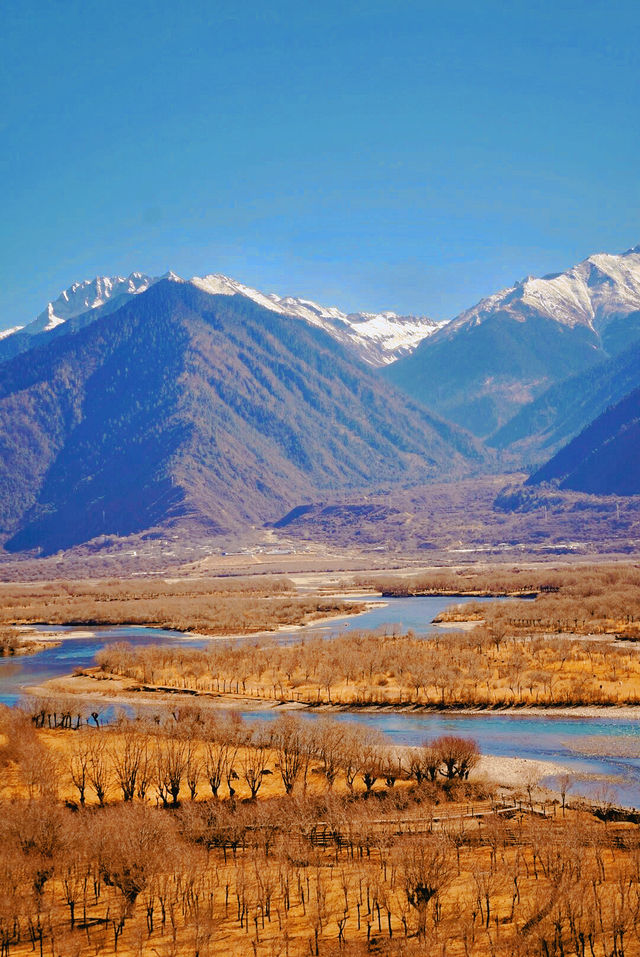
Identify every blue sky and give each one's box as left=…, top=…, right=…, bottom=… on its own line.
left=1, top=0, right=639, bottom=330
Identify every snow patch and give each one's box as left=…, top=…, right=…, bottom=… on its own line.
left=5, top=270, right=439, bottom=366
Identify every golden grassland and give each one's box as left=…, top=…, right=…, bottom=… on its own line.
left=1, top=706, right=640, bottom=957
left=6, top=562, right=640, bottom=955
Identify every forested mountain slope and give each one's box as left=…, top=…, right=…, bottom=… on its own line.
left=0, top=280, right=485, bottom=554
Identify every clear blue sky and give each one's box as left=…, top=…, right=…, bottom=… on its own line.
left=2, top=0, right=639, bottom=330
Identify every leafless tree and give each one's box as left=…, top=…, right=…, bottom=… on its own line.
left=240, top=733, right=269, bottom=800
left=68, top=736, right=92, bottom=805
left=398, top=835, right=454, bottom=939
left=433, top=735, right=480, bottom=780
left=273, top=714, right=306, bottom=795
left=110, top=726, right=148, bottom=801
left=86, top=734, right=110, bottom=806
left=155, top=734, right=188, bottom=806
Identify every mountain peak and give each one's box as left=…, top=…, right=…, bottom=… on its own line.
left=0, top=280, right=483, bottom=554
left=3, top=270, right=440, bottom=368
left=440, top=246, right=640, bottom=339
left=386, top=244, right=640, bottom=438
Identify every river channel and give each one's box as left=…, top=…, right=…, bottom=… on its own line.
left=2, top=595, right=640, bottom=807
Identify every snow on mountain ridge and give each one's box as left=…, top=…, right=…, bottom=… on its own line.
left=439, top=246, right=640, bottom=340
left=25, top=272, right=159, bottom=336
left=9, top=245, right=639, bottom=366
left=0, top=326, right=23, bottom=340
left=4, top=271, right=438, bottom=366
left=191, top=273, right=441, bottom=364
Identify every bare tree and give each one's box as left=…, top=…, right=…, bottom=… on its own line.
left=86, top=734, right=110, bottom=806
left=95, top=804, right=175, bottom=944
left=558, top=772, right=573, bottom=816
left=110, top=726, right=147, bottom=801
left=273, top=714, right=306, bottom=795
left=432, top=735, right=480, bottom=780
left=204, top=737, right=233, bottom=798
left=240, top=733, right=269, bottom=800
left=155, top=734, right=188, bottom=806
left=398, top=836, right=454, bottom=939
left=185, top=740, right=202, bottom=800
left=68, top=737, right=91, bottom=805
left=316, top=718, right=343, bottom=789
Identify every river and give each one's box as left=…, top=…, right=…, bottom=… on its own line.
left=2, top=595, right=640, bottom=807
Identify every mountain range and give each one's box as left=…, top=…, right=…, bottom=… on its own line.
left=2, top=243, right=640, bottom=555
left=527, top=383, right=640, bottom=495
left=0, top=279, right=483, bottom=555
left=1, top=272, right=441, bottom=369
left=490, top=318, right=640, bottom=462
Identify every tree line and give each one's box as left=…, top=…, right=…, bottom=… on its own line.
left=94, top=625, right=640, bottom=708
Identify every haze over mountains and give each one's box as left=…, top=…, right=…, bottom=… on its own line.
left=2, top=243, right=640, bottom=556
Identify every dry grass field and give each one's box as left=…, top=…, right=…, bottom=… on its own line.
left=1, top=704, right=640, bottom=957
left=4, top=561, right=640, bottom=955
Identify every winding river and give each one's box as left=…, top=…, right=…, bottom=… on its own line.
left=2, top=595, right=640, bottom=807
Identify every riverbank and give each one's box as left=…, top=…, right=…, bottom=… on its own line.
left=1, top=626, right=64, bottom=657
left=26, top=675, right=576, bottom=795
left=477, top=754, right=570, bottom=789
left=28, top=665, right=640, bottom=722
left=16, top=598, right=380, bottom=648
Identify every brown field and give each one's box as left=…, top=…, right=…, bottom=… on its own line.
left=4, top=561, right=640, bottom=955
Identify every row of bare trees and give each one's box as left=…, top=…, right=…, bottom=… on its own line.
left=95, top=624, right=640, bottom=707
left=10, top=703, right=481, bottom=806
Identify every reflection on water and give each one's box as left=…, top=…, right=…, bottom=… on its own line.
left=2, top=596, right=640, bottom=806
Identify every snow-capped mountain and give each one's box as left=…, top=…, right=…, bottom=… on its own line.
left=0, top=326, right=23, bottom=341
left=19, top=272, right=161, bottom=337
left=0, top=279, right=484, bottom=555
left=386, top=244, right=640, bottom=437
left=2, top=271, right=439, bottom=367
left=439, top=245, right=640, bottom=340
left=191, top=274, right=439, bottom=365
